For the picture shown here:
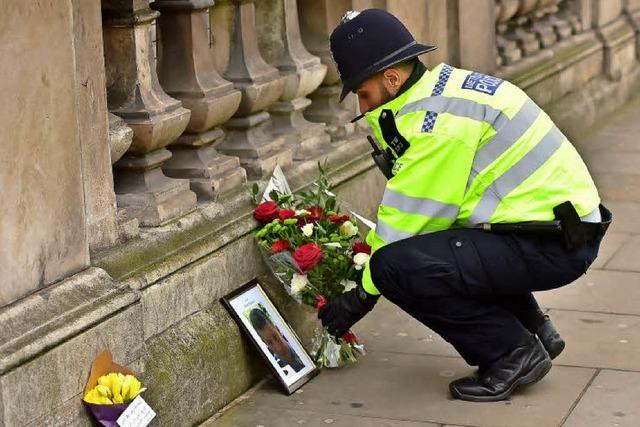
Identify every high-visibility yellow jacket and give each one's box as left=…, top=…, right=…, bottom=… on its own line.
left=361, top=63, right=600, bottom=295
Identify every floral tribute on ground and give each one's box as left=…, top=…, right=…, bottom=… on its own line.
left=82, top=350, right=149, bottom=427
left=251, top=164, right=370, bottom=368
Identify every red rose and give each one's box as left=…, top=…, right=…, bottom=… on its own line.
left=328, top=214, right=350, bottom=223
left=341, top=330, right=360, bottom=344
left=293, top=243, right=323, bottom=271
left=254, top=201, right=279, bottom=223
left=271, top=239, right=291, bottom=253
left=278, top=209, right=296, bottom=221
left=352, top=242, right=372, bottom=255
left=307, top=205, right=324, bottom=222
left=315, top=295, right=327, bottom=310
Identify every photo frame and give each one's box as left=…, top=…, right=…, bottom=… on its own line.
left=222, top=280, right=319, bottom=394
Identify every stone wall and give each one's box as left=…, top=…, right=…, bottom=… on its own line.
left=1, top=0, right=640, bottom=425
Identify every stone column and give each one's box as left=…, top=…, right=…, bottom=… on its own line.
left=72, top=0, right=121, bottom=252
left=102, top=0, right=197, bottom=227
left=592, top=0, right=636, bottom=80
left=496, top=0, right=523, bottom=66
left=297, top=0, right=355, bottom=140
left=256, top=0, right=330, bottom=160
left=108, top=113, right=140, bottom=241
left=109, top=113, right=134, bottom=165
left=529, top=0, right=560, bottom=49
left=152, top=0, right=247, bottom=200
left=626, top=0, right=640, bottom=59
left=451, top=0, right=497, bottom=73
left=1, top=0, right=90, bottom=305
left=211, top=0, right=293, bottom=180
left=506, top=1, right=542, bottom=57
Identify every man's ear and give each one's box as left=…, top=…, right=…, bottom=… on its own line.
left=382, top=68, right=403, bottom=92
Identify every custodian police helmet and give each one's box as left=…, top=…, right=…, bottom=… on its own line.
left=330, top=9, right=437, bottom=102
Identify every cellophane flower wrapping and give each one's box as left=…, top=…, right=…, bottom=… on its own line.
left=251, top=164, right=371, bottom=368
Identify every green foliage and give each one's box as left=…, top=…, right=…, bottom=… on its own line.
left=252, top=163, right=369, bottom=306
left=251, top=182, right=259, bottom=204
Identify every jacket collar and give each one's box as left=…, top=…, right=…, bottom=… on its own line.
left=350, top=60, right=427, bottom=123
left=395, top=59, right=427, bottom=99
left=364, top=61, right=434, bottom=149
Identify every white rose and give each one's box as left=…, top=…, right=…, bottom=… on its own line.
left=290, top=273, right=309, bottom=295
left=353, top=252, right=370, bottom=270
left=295, top=209, right=309, bottom=216
left=339, top=221, right=358, bottom=237
left=301, top=223, right=314, bottom=237
left=340, top=279, right=357, bottom=293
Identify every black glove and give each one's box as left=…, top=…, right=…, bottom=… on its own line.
left=318, top=285, right=380, bottom=337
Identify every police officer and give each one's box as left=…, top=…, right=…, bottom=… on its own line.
left=318, top=9, right=611, bottom=402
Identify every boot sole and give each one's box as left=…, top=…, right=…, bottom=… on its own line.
left=546, top=339, right=565, bottom=360
left=451, top=358, right=552, bottom=403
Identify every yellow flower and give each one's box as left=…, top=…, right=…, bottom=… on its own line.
left=121, top=374, right=144, bottom=402
left=84, top=387, right=113, bottom=405
left=95, top=384, right=112, bottom=399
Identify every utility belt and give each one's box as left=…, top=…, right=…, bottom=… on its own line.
left=479, top=202, right=612, bottom=250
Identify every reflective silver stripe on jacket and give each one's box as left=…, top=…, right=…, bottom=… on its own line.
left=381, top=188, right=459, bottom=219
left=375, top=219, right=418, bottom=244
left=468, top=126, right=566, bottom=225
left=397, top=95, right=543, bottom=194
left=465, top=99, right=542, bottom=192
left=397, top=96, right=509, bottom=131
left=472, top=99, right=541, bottom=173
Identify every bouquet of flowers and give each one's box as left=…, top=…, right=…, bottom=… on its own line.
left=251, top=164, right=371, bottom=368
left=82, top=351, right=149, bottom=427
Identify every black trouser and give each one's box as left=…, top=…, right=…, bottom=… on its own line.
left=369, top=229, right=600, bottom=367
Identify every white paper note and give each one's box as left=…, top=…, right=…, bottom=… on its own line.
left=117, top=396, right=156, bottom=427
left=350, top=210, right=376, bottom=230
left=262, top=165, right=292, bottom=201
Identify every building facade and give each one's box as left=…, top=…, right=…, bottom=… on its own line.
left=1, top=0, right=639, bottom=425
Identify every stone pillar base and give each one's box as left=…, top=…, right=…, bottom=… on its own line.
left=598, top=17, right=637, bottom=81
left=116, top=208, right=140, bottom=242
left=114, top=148, right=197, bottom=227
left=269, top=97, right=331, bottom=160
left=532, top=21, right=558, bottom=48
left=497, top=35, right=523, bottom=66
left=219, top=112, right=293, bottom=179
left=550, top=16, right=573, bottom=40
left=629, top=9, right=640, bottom=60
left=304, top=85, right=354, bottom=141
left=507, top=27, right=540, bottom=56
left=164, top=129, right=247, bottom=200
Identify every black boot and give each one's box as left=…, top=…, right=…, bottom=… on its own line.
left=449, top=334, right=552, bottom=402
left=536, top=315, right=565, bottom=360
left=516, top=309, right=565, bottom=360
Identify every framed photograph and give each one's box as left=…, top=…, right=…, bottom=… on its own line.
left=222, top=280, right=319, bottom=394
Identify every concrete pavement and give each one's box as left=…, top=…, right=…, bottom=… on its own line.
left=204, top=96, right=640, bottom=427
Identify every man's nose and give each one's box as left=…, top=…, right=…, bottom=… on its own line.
left=358, top=97, right=368, bottom=114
